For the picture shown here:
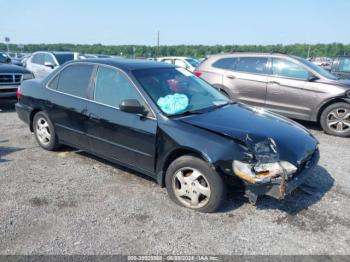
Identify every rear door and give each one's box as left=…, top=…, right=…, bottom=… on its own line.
left=265, top=57, right=318, bottom=120
left=85, top=66, right=157, bottom=174
left=222, top=56, right=268, bottom=107
left=47, top=63, right=95, bottom=149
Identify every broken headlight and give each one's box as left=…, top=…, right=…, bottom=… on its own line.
left=233, top=160, right=297, bottom=184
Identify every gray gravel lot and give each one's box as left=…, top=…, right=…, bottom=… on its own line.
left=0, top=99, right=349, bottom=255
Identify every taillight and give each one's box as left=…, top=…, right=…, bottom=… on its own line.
left=16, top=87, right=22, bottom=100
left=194, top=71, right=202, bottom=77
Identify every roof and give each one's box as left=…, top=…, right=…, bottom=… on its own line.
left=207, top=52, right=291, bottom=58
left=158, top=56, right=191, bottom=59
left=71, top=58, right=176, bottom=70
left=33, top=51, right=75, bottom=55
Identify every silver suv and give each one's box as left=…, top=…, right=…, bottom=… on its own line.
left=195, top=53, right=350, bottom=137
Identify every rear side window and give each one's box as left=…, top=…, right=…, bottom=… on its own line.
left=338, top=57, right=350, bottom=73
left=93, top=66, right=144, bottom=108
left=56, top=64, right=94, bottom=98
left=236, top=57, right=267, bottom=74
left=212, top=58, right=237, bottom=70
left=272, top=58, right=310, bottom=80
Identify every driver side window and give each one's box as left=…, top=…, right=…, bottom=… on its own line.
left=272, top=58, right=310, bottom=80
left=45, top=54, right=56, bottom=65
left=94, top=66, right=145, bottom=110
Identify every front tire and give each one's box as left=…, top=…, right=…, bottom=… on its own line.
left=33, top=112, right=60, bottom=150
left=320, top=102, right=350, bottom=137
left=165, top=155, right=226, bottom=213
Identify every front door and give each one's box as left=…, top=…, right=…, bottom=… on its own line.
left=265, top=58, right=318, bottom=120
left=85, top=66, right=157, bottom=174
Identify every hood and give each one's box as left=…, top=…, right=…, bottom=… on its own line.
left=0, top=63, right=30, bottom=74
left=179, top=103, right=318, bottom=166
left=324, top=78, right=350, bottom=88
left=335, top=79, right=350, bottom=87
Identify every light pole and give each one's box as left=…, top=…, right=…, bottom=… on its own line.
left=157, top=31, right=160, bottom=58
left=5, top=37, right=10, bottom=53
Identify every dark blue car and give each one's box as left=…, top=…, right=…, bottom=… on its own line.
left=15, top=59, right=319, bottom=212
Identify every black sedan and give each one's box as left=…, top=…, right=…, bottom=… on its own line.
left=15, top=59, right=319, bottom=212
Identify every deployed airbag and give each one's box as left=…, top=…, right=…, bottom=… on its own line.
left=157, top=93, right=189, bottom=115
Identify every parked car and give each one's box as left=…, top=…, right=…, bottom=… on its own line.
left=331, top=56, right=350, bottom=80
left=26, top=51, right=77, bottom=79
left=158, top=56, right=200, bottom=72
left=79, top=54, right=123, bottom=59
left=0, top=55, right=34, bottom=99
left=195, top=53, right=350, bottom=137
left=7, top=52, right=25, bottom=67
left=16, top=59, right=319, bottom=212
left=310, top=57, right=333, bottom=71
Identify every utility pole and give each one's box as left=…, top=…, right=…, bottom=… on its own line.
left=157, top=31, right=160, bottom=58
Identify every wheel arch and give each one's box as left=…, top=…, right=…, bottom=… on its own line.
left=157, top=147, right=212, bottom=187
left=316, top=97, right=349, bottom=122
left=29, top=108, right=44, bottom=132
left=212, top=84, right=232, bottom=98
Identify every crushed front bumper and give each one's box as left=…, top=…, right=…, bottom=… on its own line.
left=244, top=149, right=320, bottom=203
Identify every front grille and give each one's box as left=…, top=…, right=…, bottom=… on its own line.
left=0, top=74, right=22, bottom=85
left=0, top=88, right=17, bottom=93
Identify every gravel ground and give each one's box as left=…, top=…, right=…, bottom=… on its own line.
left=0, top=99, right=349, bottom=255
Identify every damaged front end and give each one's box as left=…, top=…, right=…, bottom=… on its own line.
left=232, top=136, right=319, bottom=204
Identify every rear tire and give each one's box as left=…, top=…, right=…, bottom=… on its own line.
left=33, top=111, right=60, bottom=150
left=320, top=102, right=350, bottom=137
left=165, top=155, right=226, bottom=213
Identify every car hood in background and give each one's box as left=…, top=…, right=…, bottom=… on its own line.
left=335, top=79, right=350, bottom=87
left=0, top=63, right=30, bottom=74
left=179, top=103, right=318, bottom=165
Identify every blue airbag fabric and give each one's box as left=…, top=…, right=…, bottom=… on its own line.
left=157, top=93, right=189, bottom=115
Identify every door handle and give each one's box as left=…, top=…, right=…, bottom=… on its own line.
left=226, top=75, right=236, bottom=79
left=269, top=81, right=280, bottom=85
left=89, top=113, right=100, bottom=121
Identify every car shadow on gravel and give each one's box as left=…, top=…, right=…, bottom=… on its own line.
left=56, top=146, right=333, bottom=215
left=0, top=145, right=24, bottom=163
left=0, top=99, right=17, bottom=113
left=222, top=165, right=334, bottom=215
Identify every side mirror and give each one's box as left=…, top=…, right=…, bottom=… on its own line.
left=44, top=62, right=55, bottom=69
left=307, top=74, right=319, bottom=82
left=119, top=99, right=145, bottom=115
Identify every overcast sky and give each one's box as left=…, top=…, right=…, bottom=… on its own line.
left=1, top=0, right=349, bottom=45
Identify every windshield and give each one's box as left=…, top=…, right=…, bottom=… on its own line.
left=133, top=67, right=230, bottom=116
left=294, top=56, right=337, bottom=80
left=54, top=53, right=74, bottom=65
left=185, top=58, right=200, bottom=67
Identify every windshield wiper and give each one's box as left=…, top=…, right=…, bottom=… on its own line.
left=169, top=101, right=235, bottom=117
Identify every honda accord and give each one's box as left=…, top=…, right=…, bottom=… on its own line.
left=16, top=59, right=319, bottom=212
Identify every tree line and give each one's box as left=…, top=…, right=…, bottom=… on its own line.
left=1, top=43, right=349, bottom=58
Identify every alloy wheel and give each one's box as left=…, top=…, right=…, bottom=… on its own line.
left=172, top=167, right=211, bottom=209
left=326, top=108, right=350, bottom=133
left=36, top=117, right=51, bottom=145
